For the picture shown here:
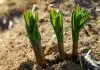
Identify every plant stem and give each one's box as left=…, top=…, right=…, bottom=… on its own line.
left=32, top=43, right=46, bottom=67
left=72, top=40, right=78, bottom=60
left=58, top=42, right=65, bottom=60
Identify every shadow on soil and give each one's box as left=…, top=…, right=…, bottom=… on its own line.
left=0, top=8, right=23, bottom=31
left=18, top=60, right=34, bottom=70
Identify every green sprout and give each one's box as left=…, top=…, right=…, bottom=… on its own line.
left=24, top=10, right=46, bottom=67
left=71, top=5, right=90, bottom=60
left=24, top=10, right=40, bottom=45
left=50, top=9, right=65, bottom=59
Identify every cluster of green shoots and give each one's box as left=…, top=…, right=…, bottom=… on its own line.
left=24, top=5, right=90, bottom=67
left=71, top=5, right=90, bottom=59
left=24, top=10, right=46, bottom=66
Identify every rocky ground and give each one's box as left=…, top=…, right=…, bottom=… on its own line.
left=0, top=0, right=100, bottom=70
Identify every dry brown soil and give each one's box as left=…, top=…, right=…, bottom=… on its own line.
left=0, top=0, right=100, bottom=70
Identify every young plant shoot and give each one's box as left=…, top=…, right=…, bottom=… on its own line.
left=50, top=9, right=65, bottom=59
left=24, top=10, right=46, bottom=67
left=71, top=5, right=90, bottom=60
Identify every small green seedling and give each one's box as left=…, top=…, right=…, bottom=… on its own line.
left=24, top=10, right=46, bottom=67
left=50, top=9, right=65, bottom=59
left=71, top=5, right=90, bottom=60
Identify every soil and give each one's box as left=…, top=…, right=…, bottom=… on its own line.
left=0, top=0, right=100, bottom=70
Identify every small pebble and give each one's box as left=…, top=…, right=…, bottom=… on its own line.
left=8, top=20, right=13, bottom=29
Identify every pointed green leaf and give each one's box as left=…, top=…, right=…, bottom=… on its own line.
left=71, top=5, right=90, bottom=42
left=50, top=9, right=63, bottom=42
left=24, top=10, right=41, bottom=46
